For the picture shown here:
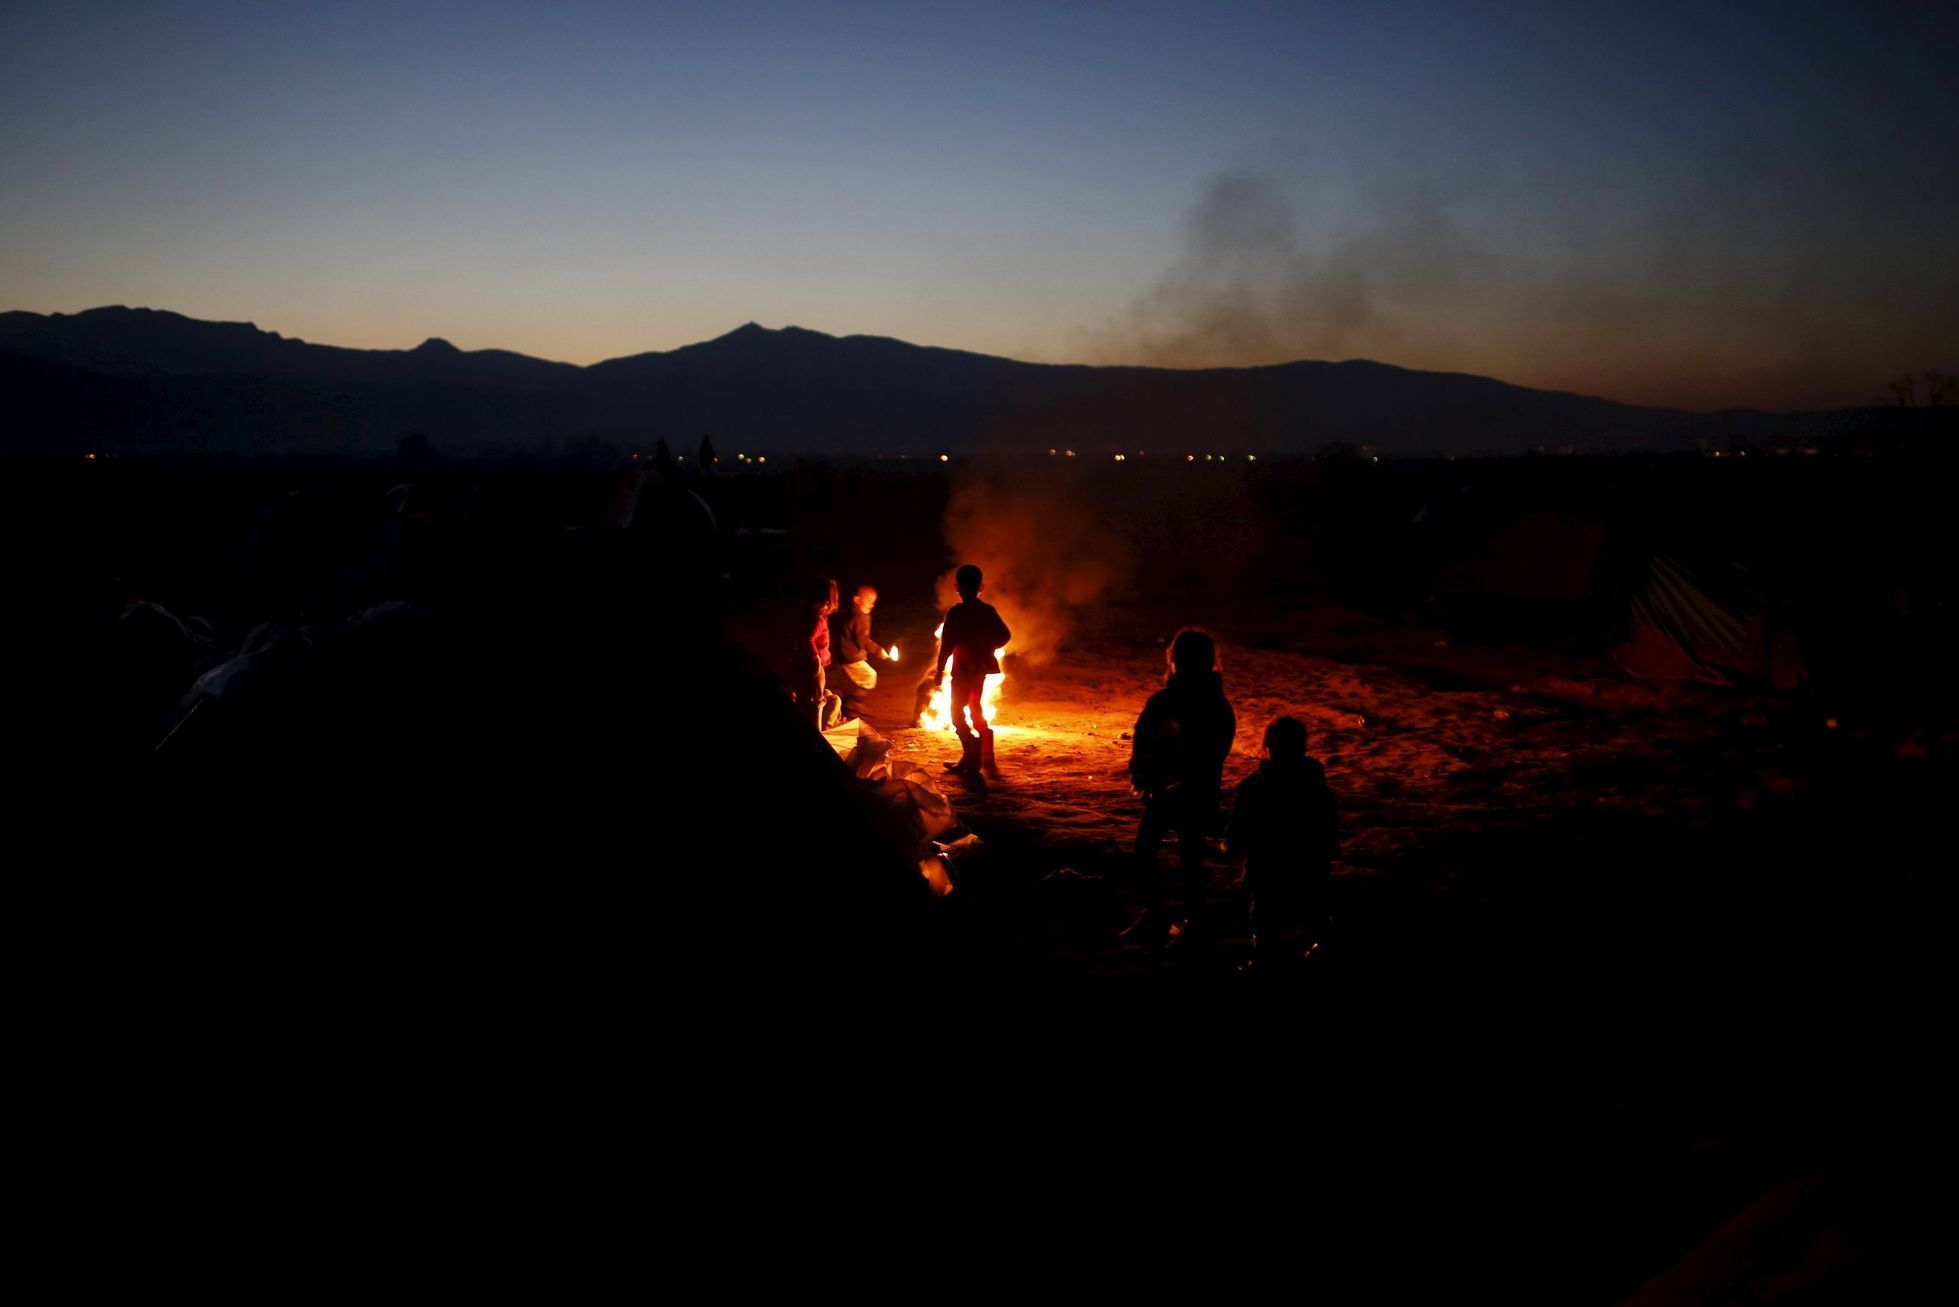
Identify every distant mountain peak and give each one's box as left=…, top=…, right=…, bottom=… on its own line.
left=707, top=322, right=830, bottom=345
left=414, top=337, right=459, bottom=353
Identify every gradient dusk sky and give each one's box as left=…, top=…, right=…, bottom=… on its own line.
left=3, top=1, right=1953, bottom=411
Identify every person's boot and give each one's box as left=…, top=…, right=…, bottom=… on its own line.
left=979, top=729, right=1001, bottom=779
left=943, top=733, right=985, bottom=788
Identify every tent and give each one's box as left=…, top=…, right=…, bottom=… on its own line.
left=1616, top=555, right=1805, bottom=690
left=1437, top=509, right=1806, bottom=691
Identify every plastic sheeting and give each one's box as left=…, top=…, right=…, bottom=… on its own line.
left=820, top=717, right=973, bottom=895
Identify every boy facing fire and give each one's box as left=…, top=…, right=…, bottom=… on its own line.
left=934, top=564, right=1010, bottom=786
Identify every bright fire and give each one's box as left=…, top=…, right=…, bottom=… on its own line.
left=918, top=622, right=1007, bottom=732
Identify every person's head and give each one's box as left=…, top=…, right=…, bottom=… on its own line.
left=853, top=584, right=878, bottom=614
left=954, top=564, right=983, bottom=599
left=1166, top=627, right=1218, bottom=683
left=1263, top=715, right=1308, bottom=761
left=807, top=577, right=839, bottom=614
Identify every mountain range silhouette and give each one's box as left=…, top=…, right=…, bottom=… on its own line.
left=0, top=305, right=1824, bottom=457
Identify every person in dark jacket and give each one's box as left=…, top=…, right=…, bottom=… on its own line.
left=832, top=584, right=894, bottom=720
left=934, top=564, right=1010, bottom=786
left=1227, top=715, right=1337, bottom=970
left=1126, top=627, right=1236, bottom=948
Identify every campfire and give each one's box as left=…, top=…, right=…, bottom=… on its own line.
left=917, top=622, right=1007, bottom=732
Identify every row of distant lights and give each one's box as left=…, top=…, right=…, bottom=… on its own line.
left=1049, top=449, right=1259, bottom=463
left=625, top=451, right=772, bottom=464
left=1707, top=448, right=1822, bottom=458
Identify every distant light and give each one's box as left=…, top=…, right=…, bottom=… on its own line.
left=1049, top=448, right=1057, bottom=455
left=1065, top=449, right=1075, bottom=457
left=757, top=456, right=766, bottom=464
left=630, top=453, right=639, bottom=460
left=1372, top=456, right=1380, bottom=463
left=939, top=453, right=949, bottom=462
left=85, top=453, right=97, bottom=461
left=1247, top=454, right=1256, bottom=461
left=1186, top=454, right=1195, bottom=462
left=1204, top=454, right=1212, bottom=461
left=1113, top=453, right=1124, bottom=462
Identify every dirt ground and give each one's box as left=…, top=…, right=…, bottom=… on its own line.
left=830, top=598, right=1805, bottom=969
left=741, top=588, right=1941, bottom=1297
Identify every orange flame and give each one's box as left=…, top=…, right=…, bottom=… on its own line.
left=918, top=622, right=1006, bottom=732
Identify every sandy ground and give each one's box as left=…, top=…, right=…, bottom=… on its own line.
left=789, top=597, right=1822, bottom=996
left=730, top=585, right=1943, bottom=1298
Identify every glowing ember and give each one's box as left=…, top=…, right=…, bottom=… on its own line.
left=889, top=643, right=900, bottom=663
left=918, top=622, right=1007, bottom=732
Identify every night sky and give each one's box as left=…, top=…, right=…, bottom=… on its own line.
left=4, top=0, right=1953, bottom=411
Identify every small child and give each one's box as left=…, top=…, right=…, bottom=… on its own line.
left=1227, top=715, right=1338, bottom=969
left=934, top=564, right=1010, bottom=785
left=789, top=577, right=842, bottom=730
left=833, top=584, right=893, bottom=720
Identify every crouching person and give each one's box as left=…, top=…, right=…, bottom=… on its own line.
left=833, top=584, right=894, bottom=721
left=1227, top=715, right=1338, bottom=971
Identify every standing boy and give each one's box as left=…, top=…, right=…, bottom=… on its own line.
left=1128, top=628, right=1236, bottom=948
left=1226, top=715, right=1338, bottom=969
left=789, top=577, right=841, bottom=731
left=934, top=564, right=1010, bottom=785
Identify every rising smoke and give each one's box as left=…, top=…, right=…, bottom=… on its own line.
left=1092, top=147, right=1959, bottom=412
left=935, top=469, right=1134, bottom=667
left=1097, top=164, right=1509, bottom=374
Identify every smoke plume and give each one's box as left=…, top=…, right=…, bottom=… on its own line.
left=935, top=470, right=1132, bottom=667
left=1098, top=164, right=1507, bottom=373
left=1092, top=148, right=1959, bottom=412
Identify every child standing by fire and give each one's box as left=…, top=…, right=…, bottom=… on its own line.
left=1227, top=715, right=1338, bottom=970
left=934, top=564, right=1010, bottom=786
left=1126, top=628, right=1236, bottom=950
left=789, top=577, right=843, bottom=731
